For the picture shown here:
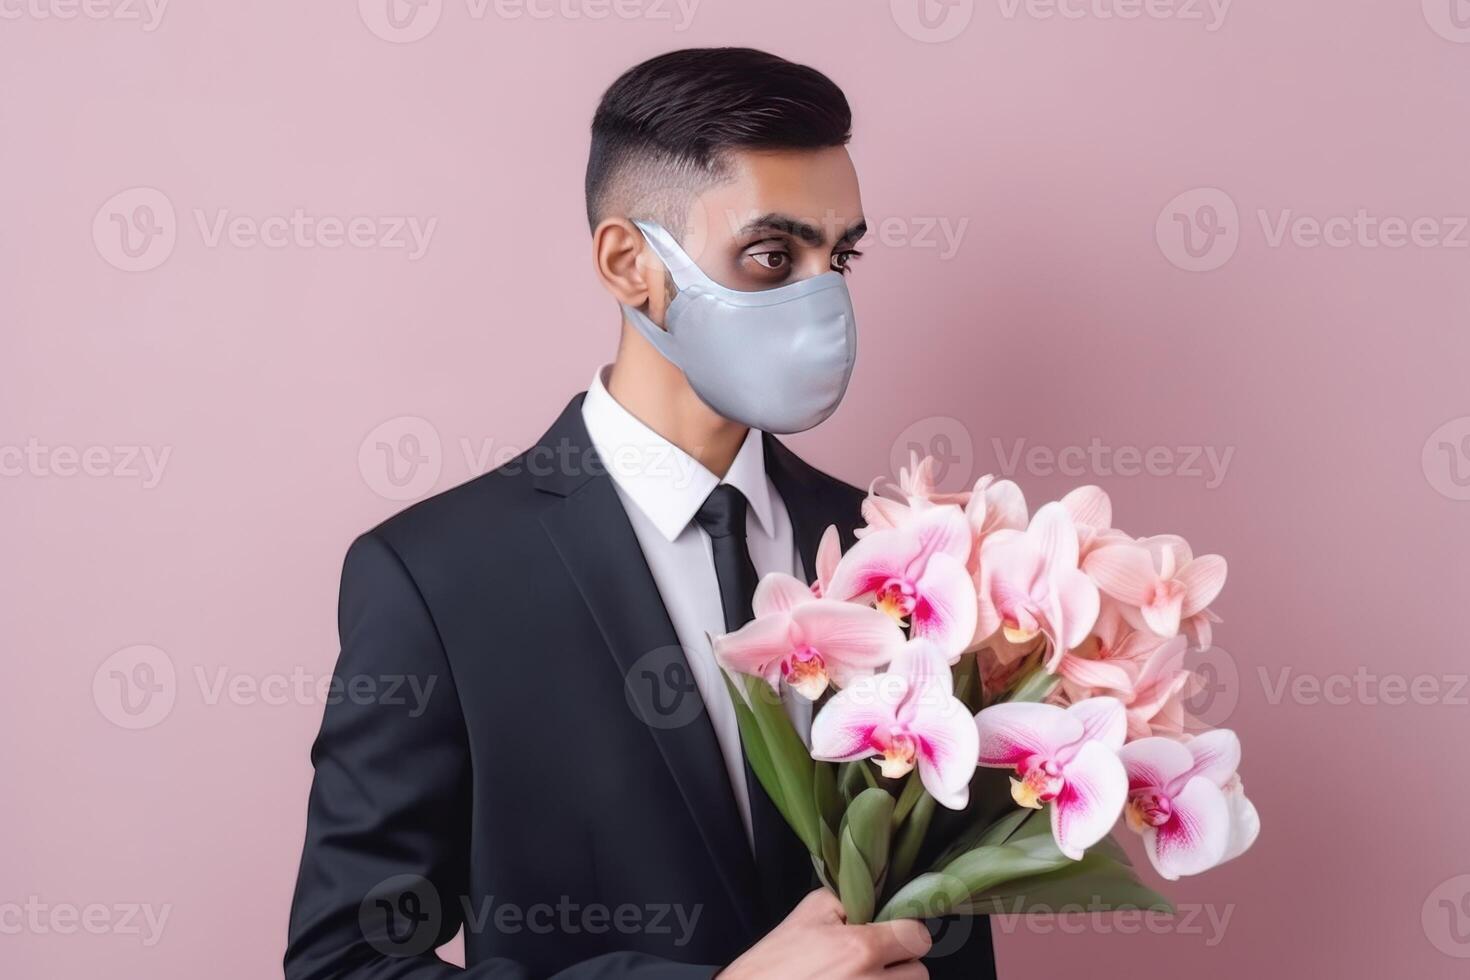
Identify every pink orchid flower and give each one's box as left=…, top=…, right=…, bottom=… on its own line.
left=974, top=503, right=1100, bottom=670
left=826, top=504, right=978, bottom=663
left=856, top=454, right=971, bottom=537
left=1060, top=485, right=1130, bottom=560
left=1061, top=635, right=1193, bottom=740
left=811, top=639, right=980, bottom=809
left=1085, top=535, right=1226, bottom=643
left=976, top=697, right=1129, bottom=859
left=1119, top=730, right=1255, bottom=879
left=713, top=572, right=906, bottom=700
left=963, top=475, right=1028, bottom=574
left=810, top=525, right=841, bottom=597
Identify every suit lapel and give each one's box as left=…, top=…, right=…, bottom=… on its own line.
left=534, top=397, right=760, bottom=935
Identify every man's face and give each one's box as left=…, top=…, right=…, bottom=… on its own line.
left=671, top=145, right=865, bottom=291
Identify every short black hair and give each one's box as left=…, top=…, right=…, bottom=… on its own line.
left=585, top=48, right=852, bottom=232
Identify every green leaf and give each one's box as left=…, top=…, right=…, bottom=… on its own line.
left=960, top=848, right=1173, bottom=916
left=1006, top=664, right=1062, bottom=703
left=891, top=772, right=926, bottom=829
left=843, top=788, right=895, bottom=881
left=724, top=672, right=820, bottom=855
left=814, top=761, right=842, bottom=837
left=885, top=792, right=936, bottom=896
left=837, top=831, right=876, bottom=925
left=724, top=672, right=782, bottom=812
left=839, top=760, right=867, bottom=805
left=817, top=822, right=840, bottom=891
left=874, top=813, right=1075, bottom=922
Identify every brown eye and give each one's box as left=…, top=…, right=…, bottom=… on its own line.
left=749, top=250, right=789, bottom=270
left=831, top=249, right=863, bottom=274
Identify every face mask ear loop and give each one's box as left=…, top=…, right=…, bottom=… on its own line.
left=631, top=219, right=710, bottom=292
left=618, top=220, right=699, bottom=366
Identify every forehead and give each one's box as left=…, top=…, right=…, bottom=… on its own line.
left=688, top=146, right=864, bottom=242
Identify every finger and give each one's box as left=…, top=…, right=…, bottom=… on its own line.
left=797, top=887, right=846, bottom=923
left=863, top=918, right=933, bottom=964
left=881, top=962, right=930, bottom=980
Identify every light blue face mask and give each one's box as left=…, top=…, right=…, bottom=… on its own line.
left=620, top=220, right=858, bottom=434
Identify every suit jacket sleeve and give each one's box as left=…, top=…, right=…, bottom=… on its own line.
left=284, top=531, right=719, bottom=980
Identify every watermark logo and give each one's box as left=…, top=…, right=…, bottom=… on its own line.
left=1423, top=874, right=1470, bottom=957
left=1423, top=416, right=1470, bottom=501
left=1156, top=187, right=1240, bottom=272
left=891, top=0, right=975, bottom=42
left=1182, top=644, right=1238, bottom=730
left=361, top=875, right=442, bottom=957
left=890, top=416, right=975, bottom=495
left=625, top=646, right=706, bottom=731
left=359, top=416, right=443, bottom=501
left=93, top=187, right=177, bottom=272
left=1423, top=0, right=1470, bottom=43
left=93, top=645, right=177, bottom=730
left=359, top=0, right=443, bottom=42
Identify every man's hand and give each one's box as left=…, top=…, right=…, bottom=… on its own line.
left=721, top=889, right=932, bottom=980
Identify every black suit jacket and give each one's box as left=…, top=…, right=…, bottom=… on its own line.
left=285, top=395, right=995, bottom=979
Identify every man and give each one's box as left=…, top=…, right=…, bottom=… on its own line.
left=285, top=48, right=996, bottom=979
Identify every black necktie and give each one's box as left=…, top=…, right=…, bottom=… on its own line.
left=694, top=485, right=812, bottom=926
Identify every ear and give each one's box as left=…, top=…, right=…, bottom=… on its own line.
left=592, top=218, right=670, bottom=316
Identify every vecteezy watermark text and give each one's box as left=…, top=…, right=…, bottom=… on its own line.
left=991, top=437, right=1234, bottom=489
left=0, top=439, right=171, bottom=488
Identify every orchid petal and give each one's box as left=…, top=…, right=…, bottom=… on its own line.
left=1120, top=737, right=1195, bottom=793
left=1056, top=654, right=1135, bottom=693
left=1052, top=739, right=1128, bottom=859
left=1186, top=729, right=1242, bottom=788
left=1221, top=781, right=1260, bottom=864
left=1048, top=567, right=1101, bottom=653
left=1143, top=775, right=1230, bottom=880
left=814, top=525, right=842, bottom=593
left=1029, top=502, right=1080, bottom=571
left=792, top=600, right=906, bottom=672
left=911, top=503, right=973, bottom=565
left=889, top=638, right=954, bottom=694
left=1178, top=555, right=1227, bottom=617
left=976, top=702, right=1081, bottom=768
left=753, top=572, right=816, bottom=617
left=810, top=674, right=903, bottom=762
left=1084, top=544, right=1157, bottom=606
left=712, top=613, right=793, bottom=686
left=911, top=693, right=981, bottom=810
left=1140, top=592, right=1184, bottom=638
left=825, top=526, right=913, bottom=603
left=1061, top=485, right=1112, bottom=531
left=1065, top=696, right=1127, bottom=753
left=910, top=552, right=979, bottom=663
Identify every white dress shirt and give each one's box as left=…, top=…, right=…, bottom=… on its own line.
left=581, top=366, right=810, bottom=847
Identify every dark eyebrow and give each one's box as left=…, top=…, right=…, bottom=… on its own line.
left=734, top=213, right=868, bottom=249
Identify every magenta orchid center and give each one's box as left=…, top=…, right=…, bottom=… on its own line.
left=1125, top=790, right=1174, bottom=831
left=1010, top=755, right=1066, bottom=809
left=780, top=645, right=830, bottom=700
left=871, top=728, right=918, bottom=779
left=874, top=578, right=917, bottom=624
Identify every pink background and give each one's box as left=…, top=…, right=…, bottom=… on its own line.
left=4, top=1, right=1469, bottom=977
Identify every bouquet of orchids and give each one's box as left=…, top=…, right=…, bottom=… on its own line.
left=714, top=456, right=1259, bottom=925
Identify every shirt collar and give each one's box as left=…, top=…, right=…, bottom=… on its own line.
left=581, top=366, right=775, bottom=543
